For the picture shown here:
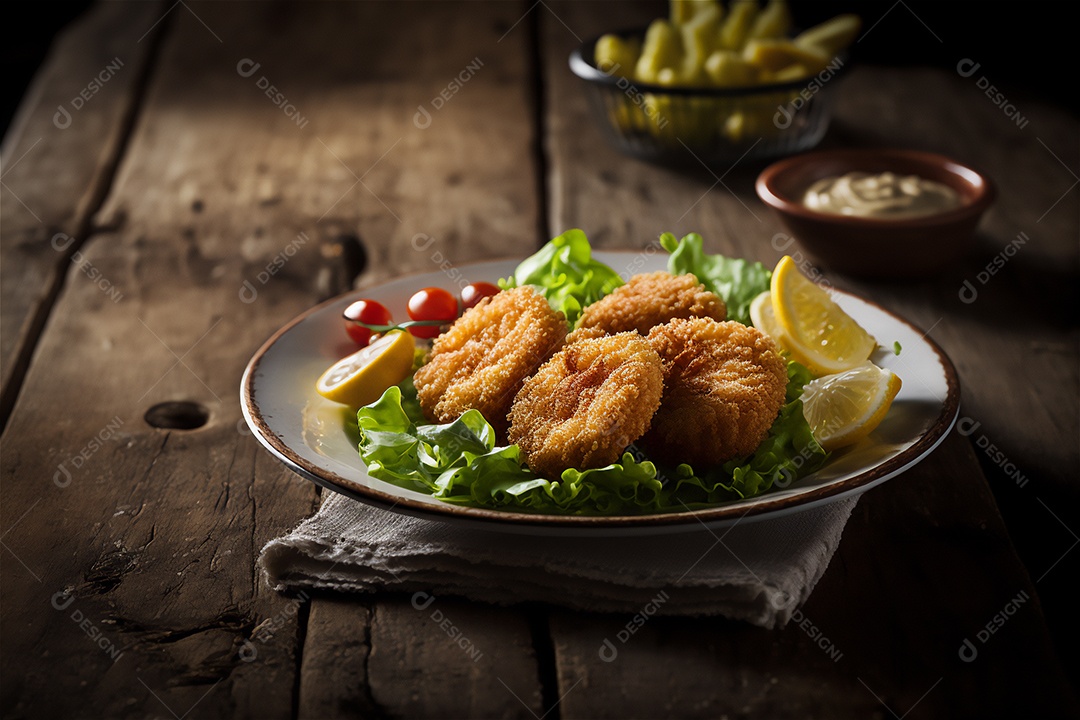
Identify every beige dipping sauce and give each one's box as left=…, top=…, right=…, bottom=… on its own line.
left=802, top=171, right=962, bottom=219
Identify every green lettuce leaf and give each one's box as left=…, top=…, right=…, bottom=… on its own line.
left=357, top=385, right=668, bottom=515
left=660, top=232, right=772, bottom=326
left=500, top=228, right=624, bottom=325
left=356, top=362, right=826, bottom=515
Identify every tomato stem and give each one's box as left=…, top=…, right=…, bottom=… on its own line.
left=342, top=316, right=446, bottom=333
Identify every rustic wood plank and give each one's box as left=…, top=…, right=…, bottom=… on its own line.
left=298, top=598, right=376, bottom=719
left=548, top=434, right=1076, bottom=718
left=540, top=1, right=1077, bottom=715
left=829, top=67, right=1080, bottom=686
left=1, top=2, right=322, bottom=716
left=300, top=596, right=544, bottom=720
left=367, top=599, right=543, bottom=719
left=4, top=1, right=544, bottom=716
left=0, top=1, right=539, bottom=717
left=290, top=1, right=548, bottom=717
left=1, top=0, right=546, bottom=716
left=0, top=0, right=163, bottom=424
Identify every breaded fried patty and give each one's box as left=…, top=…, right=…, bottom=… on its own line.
left=569, top=271, right=726, bottom=341
left=508, top=333, right=664, bottom=478
left=414, top=286, right=567, bottom=435
left=644, top=318, right=787, bottom=467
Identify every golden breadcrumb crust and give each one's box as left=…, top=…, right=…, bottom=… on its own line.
left=569, top=271, right=726, bottom=342
left=415, top=286, right=567, bottom=436
left=644, top=318, right=787, bottom=467
left=508, top=332, right=663, bottom=478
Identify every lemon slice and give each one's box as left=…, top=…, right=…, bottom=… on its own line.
left=315, top=331, right=415, bottom=407
left=749, top=290, right=789, bottom=346
left=771, top=255, right=876, bottom=376
left=801, top=362, right=902, bottom=451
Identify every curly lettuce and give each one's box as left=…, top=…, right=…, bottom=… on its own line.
left=661, top=231, right=771, bottom=326
left=499, top=228, right=624, bottom=325
left=356, top=362, right=826, bottom=515
left=357, top=384, right=666, bottom=514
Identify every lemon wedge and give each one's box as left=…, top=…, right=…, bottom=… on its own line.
left=749, top=290, right=789, bottom=345
left=771, top=255, right=876, bottom=376
left=315, top=331, right=415, bottom=407
left=801, top=362, right=902, bottom=451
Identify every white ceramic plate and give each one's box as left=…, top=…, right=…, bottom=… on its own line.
left=241, top=252, right=959, bottom=536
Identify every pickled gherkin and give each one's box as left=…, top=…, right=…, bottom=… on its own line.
left=635, top=20, right=683, bottom=83
left=588, top=0, right=858, bottom=153
left=594, top=34, right=641, bottom=78
left=749, top=0, right=792, bottom=41
left=594, top=0, right=855, bottom=89
left=716, top=0, right=758, bottom=51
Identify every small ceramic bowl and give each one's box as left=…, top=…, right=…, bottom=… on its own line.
left=755, top=149, right=995, bottom=278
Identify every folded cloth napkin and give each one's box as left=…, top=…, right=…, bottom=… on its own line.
left=260, top=492, right=858, bottom=628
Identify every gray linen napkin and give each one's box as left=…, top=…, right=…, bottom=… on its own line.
left=260, top=492, right=857, bottom=629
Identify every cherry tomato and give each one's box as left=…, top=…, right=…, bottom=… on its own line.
left=407, top=287, right=459, bottom=338
left=343, top=299, right=392, bottom=346
left=461, top=281, right=501, bottom=309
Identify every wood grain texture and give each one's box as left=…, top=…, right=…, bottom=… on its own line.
left=298, top=598, right=375, bottom=719
left=810, top=66, right=1080, bottom=687
left=546, top=419, right=1077, bottom=718
left=367, top=599, right=543, bottom=719
left=540, top=1, right=1078, bottom=716
left=289, top=2, right=548, bottom=716
left=0, top=0, right=162, bottom=423
left=301, top=597, right=544, bottom=720
left=1, top=1, right=543, bottom=717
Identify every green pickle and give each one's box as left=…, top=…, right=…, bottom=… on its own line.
left=716, top=0, right=758, bottom=51
left=594, top=34, right=640, bottom=78
left=634, top=19, right=683, bottom=84
left=592, top=0, right=856, bottom=152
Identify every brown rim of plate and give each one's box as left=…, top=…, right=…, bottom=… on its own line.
left=755, top=148, right=997, bottom=227
left=241, top=254, right=960, bottom=529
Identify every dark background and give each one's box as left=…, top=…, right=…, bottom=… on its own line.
left=3, top=0, right=1077, bottom=137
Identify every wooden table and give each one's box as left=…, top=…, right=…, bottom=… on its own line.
left=2, top=2, right=1077, bottom=717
